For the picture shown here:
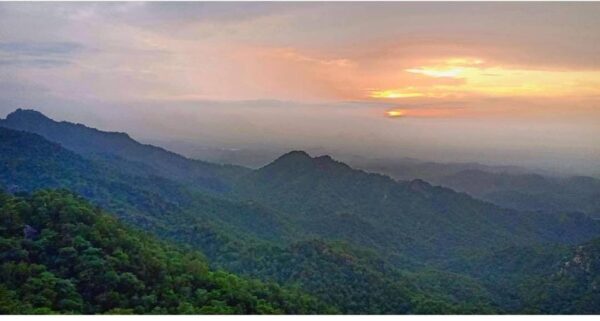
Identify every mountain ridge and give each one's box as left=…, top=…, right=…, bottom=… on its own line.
left=0, top=108, right=249, bottom=193
left=2, top=108, right=600, bottom=313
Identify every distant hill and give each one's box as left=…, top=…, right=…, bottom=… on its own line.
left=437, top=170, right=600, bottom=217
left=0, top=109, right=248, bottom=193
left=351, top=158, right=600, bottom=218
left=346, top=156, right=535, bottom=182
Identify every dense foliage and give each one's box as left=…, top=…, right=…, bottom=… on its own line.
left=523, top=238, right=600, bottom=313
left=233, top=151, right=599, bottom=262
left=0, top=190, right=332, bottom=314
left=208, top=239, right=498, bottom=314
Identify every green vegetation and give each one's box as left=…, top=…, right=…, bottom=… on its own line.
left=1, top=109, right=600, bottom=314
left=0, top=189, right=332, bottom=314
left=233, top=150, right=599, bottom=262
left=522, top=238, right=600, bottom=314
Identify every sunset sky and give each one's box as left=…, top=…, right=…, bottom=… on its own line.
left=1, top=2, right=599, bottom=173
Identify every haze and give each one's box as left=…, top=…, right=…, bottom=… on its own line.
left=1, top=2, right=599, bottom=175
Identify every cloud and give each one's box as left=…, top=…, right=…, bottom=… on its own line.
left=0, top=3, right=599, bottom=117
left=0, top=41, right=83, bottom=55
left=0, top=41, right=84, bottom=68
left=0, top=59, right=72, bottom=68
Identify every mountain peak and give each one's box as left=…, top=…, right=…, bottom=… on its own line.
left=314, top=155, right=334, bottom=162
left=268, top=151, right=349, bottom=168
left=281, top=150, right=311, bottom=159
left=261, top=150, right=353, bottom=176
left=270, top=150, right=313, bottom=164
left=4, top=108, right=51, bottom=123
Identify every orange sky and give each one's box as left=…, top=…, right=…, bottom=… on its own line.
left=2, top=3, right=600, bottom=119
left=1, top=3, right=599, bottom=173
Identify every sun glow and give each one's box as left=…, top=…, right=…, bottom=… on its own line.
left=404, top=57, right=484, bottom=78
left=386, top=109, right=405, bottom=118
left=369, top=90, right=424, bottom=99
left=385, top=108, right=469, bottom=119
left=442, top=58, right=484, bottom=66
left=370, top=57, right=600, bottom=100
left=406, top=67, right=464, bottom=78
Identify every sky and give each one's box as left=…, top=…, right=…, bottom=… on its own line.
left=0, top=2, right=599, bottom=174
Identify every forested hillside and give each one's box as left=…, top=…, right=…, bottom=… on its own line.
left=0, top=109, right=247, bottom=193
left=234, top=150, right=599, bottom=262
left=0, top=190, right=333, bottom=314
left=1, top=109, right=600, bottom=314
left=0, top=127, right=496, bottom=313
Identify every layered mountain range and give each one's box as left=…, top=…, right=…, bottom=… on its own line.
left=350, top=157, right=600, bottom=218
left=1, top=108, right=599, bottom=314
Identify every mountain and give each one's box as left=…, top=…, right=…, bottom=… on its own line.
left=0, top=126, right=498, bottom=313
left=0, top=189, right=332, bottom=314
left=16, top=110, right=596, bottom=260
left=2, top=108, right=600, bottom=314
left=437, top=170, right=600, bottom=217
left=234, top=150, right=600, bottom=264
left=346, top=156, right=535, bottom=182
left=0, top=109, right=248, bottom=193
left=350, top=157, right=600, bottom=218
left=0, top=125, right=295, bottom=246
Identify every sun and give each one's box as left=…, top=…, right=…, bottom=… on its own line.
left=386, top=109, right=405, bottom=118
